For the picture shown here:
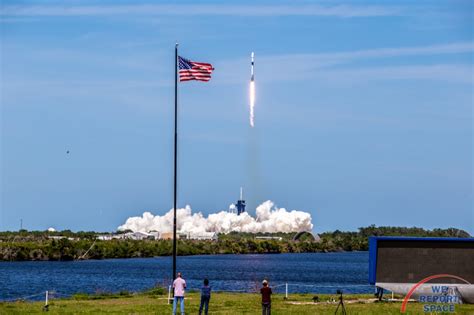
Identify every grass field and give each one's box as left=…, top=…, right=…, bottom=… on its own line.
left=2, top=292, right=474, bottom=314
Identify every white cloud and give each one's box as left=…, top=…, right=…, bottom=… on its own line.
left=118, top=200, right=314, bottom=234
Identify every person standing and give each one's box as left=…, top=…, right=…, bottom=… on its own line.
left=172, top=272, right=186, bottom=314
left=199, top=278, right=211, bottom=315
left=260, top=279, right=272, bottom=315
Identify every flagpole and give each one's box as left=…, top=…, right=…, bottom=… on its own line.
left=172, top=42, right=178, bottom=284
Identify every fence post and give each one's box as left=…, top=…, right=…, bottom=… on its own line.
left=168, top=285, right=172, bottom=304
left=285, top=283, right=288, bottom=299
left=43, top=291, right=49, bottom=312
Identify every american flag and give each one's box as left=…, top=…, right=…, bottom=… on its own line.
left=178, top=56, right=214, bottom=82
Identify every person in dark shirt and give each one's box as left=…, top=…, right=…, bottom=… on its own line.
left=199, top=278, right=211, bottom=315
left=260, top=279, right=272, bottom=315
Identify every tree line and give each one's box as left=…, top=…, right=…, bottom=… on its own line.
left=0, top=225, right=469, bottom=261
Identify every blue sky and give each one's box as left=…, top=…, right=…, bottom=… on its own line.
left=1, top=1, right=473, bottom=233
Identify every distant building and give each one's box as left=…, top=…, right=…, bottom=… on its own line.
left=110, top=231, right=157, bottom=240
left=100, top=231, right=218, bottom=241
left=125, top=232, right=154, bottom=240
left=159, top=232, right=175, bottom=240
left=48, top=236, right=77, bottom=241
left=157, top=231, right=218, bottom=241
left=292, top=231, right=320, bottom=242
left=187, top=232, right=218, bottom=241
left=148, top=231, right=160, bottom=239
left=97, top=234, right=114, bottom=241
left=256, top=236, right=283, bottom=241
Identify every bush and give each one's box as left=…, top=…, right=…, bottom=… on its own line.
left=143, top=287, right=166, bottom=296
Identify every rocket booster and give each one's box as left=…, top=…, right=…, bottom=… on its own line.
left=251, top=52, right=255, bottom=81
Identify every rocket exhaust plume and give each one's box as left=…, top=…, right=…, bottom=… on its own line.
left=118, top=200, right=313, bottom=234
left=249, top=52, right=255, bottom=127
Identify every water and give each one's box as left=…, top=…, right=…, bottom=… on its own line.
left=0, top=252, right=371, bottom=300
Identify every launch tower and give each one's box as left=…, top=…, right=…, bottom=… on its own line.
left=236, top=187, right=246, bottom=215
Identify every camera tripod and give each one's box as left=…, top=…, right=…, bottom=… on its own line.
left=334, top=291, right=347, bottom=315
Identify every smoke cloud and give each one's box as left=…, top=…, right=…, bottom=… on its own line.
left=249, top=80, right=255, bottom=127
left=118, top=200, right=313, bottom=234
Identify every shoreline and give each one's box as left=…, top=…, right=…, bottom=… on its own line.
left=1, top=227, right=469, bottom=261
left=0, top=250, right=364, bottom=262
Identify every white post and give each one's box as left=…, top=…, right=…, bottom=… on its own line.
left=285, top=283, right=288, bottom=299
left=392, top=291, right=394, bottom=300
left=43, top=290, right=49, bottom=311
left=168, top=285, right=172, bottom=304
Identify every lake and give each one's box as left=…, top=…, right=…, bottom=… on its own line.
left=0, top=252, right=372, bottom=300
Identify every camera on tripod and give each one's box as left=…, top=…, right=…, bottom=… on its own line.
left=334, top=289, right=346, bottom=315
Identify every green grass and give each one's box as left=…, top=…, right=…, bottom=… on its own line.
left=1, top=293, right=474, bottom=314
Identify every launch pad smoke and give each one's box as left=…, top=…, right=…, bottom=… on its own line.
left=118, top=200, right=313, bottom=234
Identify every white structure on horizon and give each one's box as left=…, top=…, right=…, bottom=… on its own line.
left=256, top=236, right=283, bottom=241
left=97, top=234, right=114, bottom=241
left=184, top=232, right=218, bottom=241
left=116, top=232, right=153, bottom=240
left=97, top=232, right=156, bottom=241
left=96, top=231, right=218, bottom=241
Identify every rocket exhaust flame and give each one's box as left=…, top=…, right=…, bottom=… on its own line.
left=249, top=52, right=255, bottom=127
left=249, top=81, right=255, bottom=127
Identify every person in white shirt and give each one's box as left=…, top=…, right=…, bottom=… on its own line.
left=172, top=272, right=186, bottom=314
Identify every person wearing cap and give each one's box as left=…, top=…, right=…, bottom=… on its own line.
left=260, top=279, right=272, bottom=315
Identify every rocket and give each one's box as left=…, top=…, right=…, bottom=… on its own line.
left=251, top=52, right=255, bottom=81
